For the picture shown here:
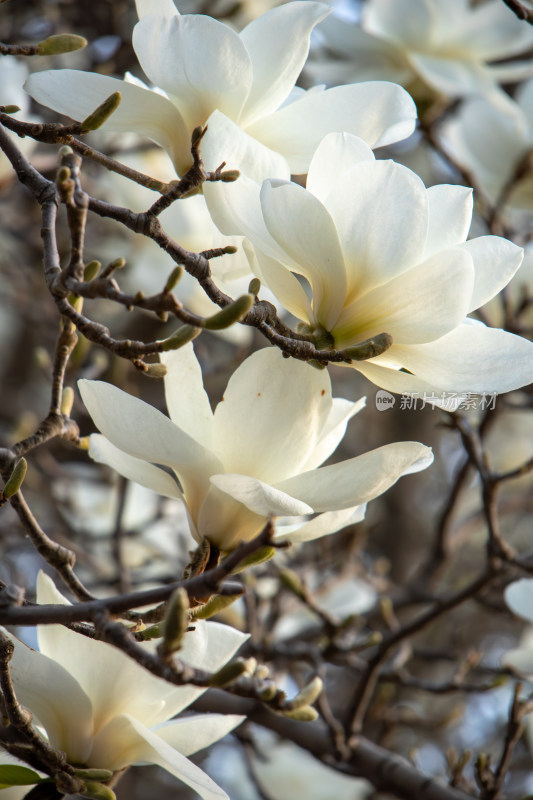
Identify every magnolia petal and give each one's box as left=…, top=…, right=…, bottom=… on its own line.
left=151, top=620, right=249, bottom=724
left=386, top=321, right=533, bottom=394
left=459, top=1, right=533, bottom=61
left=25, top=70, right=190, bottom=173
left=459, top=236, right=524, bottom=312
left=324, top=159, right=428, bottom=297
left=155, top=714, right=245, bottom=757
left=408, top=52, right=497, bottom=98
left=247, top=81, right=417, bottom=174
left=210, top=474, right=313, bottom=516
left=504, top=579, right=533, bottom=626
left=239, top=1, right=329, bottom=125
left=501, top=646, right=533, bottom=678
left=352, top=360, right=465, bottom=407
left=276, top=505, right=367, bottom=544
left=78, top=379, right=220, bottom=485
left=306, top=132, right=375, bottom=205
left=213, top=348, right=332, bottom=483
left=423, top=185, right=473, bottom=260
left=89, top=434, right=182, bottom=499
left=300, top=397, right=366, bottom=472
left=2, top=629, right=94, bottom=764
left=133, top=14, right=251, bottom=128
left=275, top=442, right=433, bottom=512
left=364, top=0, right=437, bottom=48
left=89, top=714, right=229, bottom=800
left=136, top=0, right=178, bottom=19
left=201, top=109, right=290, bottom=180
left=333, top=246, right=474, bottom=347
left=252, top=246, right=314, bottom=324
left=161, top=344, right=214, bottom=451
left=260, top=180, right=347, bottom=330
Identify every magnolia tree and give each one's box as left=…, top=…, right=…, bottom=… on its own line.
left=2, top=0, right=533, bottom=798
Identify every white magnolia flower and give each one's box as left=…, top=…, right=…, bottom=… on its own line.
left=307, top=0, right=533, bottom=104
left=443, top=79, right=533, bottom=218
left=205, top=132, right=533, bottom=399
left=25, top=1, right=416, bottom=181
left=78, top=344, right=432, bottom=551
left=1, top=572, right=247, bottom=800
left=307, top=0, right=533, bottom=103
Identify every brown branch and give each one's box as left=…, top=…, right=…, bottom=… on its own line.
left=193, top=691, right=477, bottom=800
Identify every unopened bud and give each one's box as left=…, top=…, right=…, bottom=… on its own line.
left=69, top=294, right=84, bottom=313
left=74, top=769, right=113, bottom=782
left=80, top=92, right=122, bottom=133
left=203, top=294, right=253, bottom=331
left=61, top=386, right=75, bottom=416
left=341, top=332, right=393, bottom=362
left=133, top=290, right=145, bottom=302
left=191, top=593, right=241, bottom=620
left=158, top=325, right=201, bottom=351
left=84, top=260, right=101, bottom=281
left=3, top=458, right=27, bottom=500
left=209, top=658, right=249, bottom=687
left=143, top=363, right=168, bottom=379
left=36, top=33, right=87, bottom=55
left=81, top=780, right=116, bottom=800
left=160, top=587, right=189, bottom=655
left=259, top=684, right=277, bottom=702
left=2, top=105, right=21, bottom=114
left=220, top=169, right=240, bottom=183
left=308, top=359, right=327, bottom=370
left=231, top=546, right=276, bottom=574
left=191, top=126, right=205, bottom=146
left=164, top=266, right=184, bottom=293
left=248, top=277, right=261, bottom=296
left=285, top=677, right=323, bottom=711
left=59, top=145, right=74, bottom=158
left=78, top=436, right=91, bottom=451
left=281, top=705, right=318, bottom=722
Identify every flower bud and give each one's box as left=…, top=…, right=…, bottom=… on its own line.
left=74, top=769, right=113, bottom=782
left=80, top=92, right=122, bottom=133
left=158, top=325, right=201, bottom=351
left=285, top=677, right=323, bottom=711
left=143, top=363, right=168, bottom=379
left=341, top=332, right=393, bottom=361
left=164, top=266, right=184, bottom=294
left=220, top=169, right=240, bottom=183
left=2, top=105, right=21, bottom=114
left=160, top=587, right=189, bottom=655
left=3, top=458, right=27, bottom=500
left=61, top=386, right=75, bottom=416
left=191, top=592, right=241, bottom=620
left=81, top=780, right=116, bottom=800
left=84, top=260, right=101, bottom=281
left=231, top=546, right=276, bottom=574
left=248, top=278, right=261, bottom=296
left=209, top=658, right=249, bottom=687
left=281, top=705, right=318, bottom=722
left=203, top=294, right=253, bottom=330
left=36, top=34, right=87, bottom=55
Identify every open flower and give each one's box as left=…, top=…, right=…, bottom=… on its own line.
left=307, top=0, right=533, bottom=104
left=1, top=572, right=247, bottom=800
left=443, top=78, right=533, bottom=221
left=205, top=132, right=533, bottom=399
left=25, top=1, right=416, bottom=181
left=79, top=345, right=432, bottom=551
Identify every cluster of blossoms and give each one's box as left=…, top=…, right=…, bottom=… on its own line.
left=2, top=0, right=533, bottom=797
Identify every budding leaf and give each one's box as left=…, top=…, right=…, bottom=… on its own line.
left=80, top=92, right=122, bottom=133
left=203, top=294, right=253, bottom=331
left=191, top=593, right=241, bottom=620
left=0, top=765, right=44, bottom=787
left=36, top=34, right=87, bottom=55
left=158, top=325, right=201, bottom=351
left=3, top=458, right=27, bottom=500
left=161, top=587, right=189, bottom=654
left=281, top=705, right=318, bottom=722
left=81, top=780, right=116, bottom=800
left=209, top=658, right=249, bottom=687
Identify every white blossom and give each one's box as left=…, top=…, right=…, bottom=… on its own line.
left=307, top=0, right=533, bottom=102
left=0, top=573, right=247, bottom=800
left=79, top=345, right=432, bottom=552
left=205, top=132, right=533, bottom=399
left=25, top=1, right=416, bottom=181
